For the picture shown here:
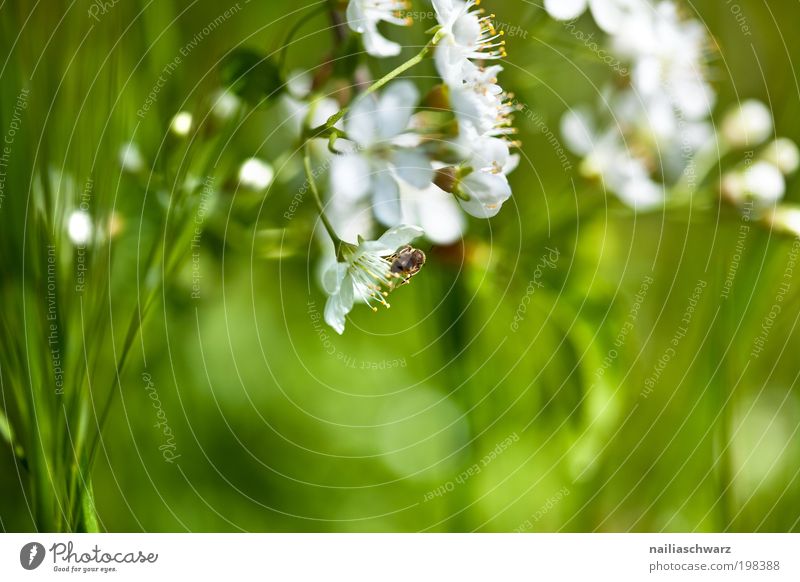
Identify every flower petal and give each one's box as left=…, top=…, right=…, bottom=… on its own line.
left=434, top=46, right=470, bottom=85
left=544, top=0, right=589, bottom=21
left=432, top=0, right=458, bottom=21
left=589, top=0, right=640, bottom=34
left=372, top=169, right=403, bottom=226
left=743, top=161, right=785, bottom=203
left=459, top=171, right=511, bottom=218
left=617, top=178, right=664, bottom=210
left=401, top=182, right=465, bottom=245
left=324, top=297, right=346, bottom=334
left=376, top=81, right=419, bottom=140
left=391, top=149, right=434, bottom=189
left=504, top=153, right=521, bottom=175
left=327, top=199, right=376, bottom=245
left=346, top=1, right=402, bottom=58
left=324, top=273, right=355, bottom=335
left=345, top=0, right=367, bottom=32
left=322, top=261, right=348, bottom=295
left=346, top=94, right=379, bottom=146
left=362, top=24, right=402, bottom=58
left=375, top=224, right=425, bottom=252
left=330, top=154, right=372, bottom=202
left=452, top=11, right=482, bottom=49
left=561, top=108, right=596, bottom=156
left=311, top=97, right=342, bottom=129
left=465, top=134, right=511, bottom=172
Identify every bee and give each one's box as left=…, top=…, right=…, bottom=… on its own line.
left=388, top=245, right=426, bottom=287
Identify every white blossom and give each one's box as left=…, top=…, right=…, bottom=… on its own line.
left=448, top=128, right=517, bottom=217
left=449, top=63, right=515, bottom=139
left=399, top=180, right=466, bottom=245
left=456, top=168, right=513, bottom=218
left=763, top=138, right=800, bottom=175
left=346, top=0, right=411, bottom=58
left=768, top=206, right=800, bottom=237
left=238, top=158, right=274, bottom=190
left=169, top=111, right=193, bottom=137
left=322, top=224, right=424, bottom=334
left=721, top=100, right=773, bottom=148
left=723, top=161, right=785, bottom=206
left=613, top=1, right=715, bottom=122
left=67, top=211, right=93, bottom=245
left=544, top=0, right=646, bottom=34
left=210, top=89, right=241, bottom=121
left=119, top=142, right=144, bottom=173
left=609, top=89, right=712, bottom=179
left=431, top=0, right=506, bottom=84
left=329, top=81, right=433, bottom=226
left=279, top=70, right=341, bottom=140
left=562, top=107, right=664, bottom=209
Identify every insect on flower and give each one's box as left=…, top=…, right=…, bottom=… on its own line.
left=322, top=225, right=425, bottom=334
left=388, top=245, right=426, bottom=287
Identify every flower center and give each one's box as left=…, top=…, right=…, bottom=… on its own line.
left=455, top=2, right=506, bottom=60
left=350, top=252, right=395, bottom=310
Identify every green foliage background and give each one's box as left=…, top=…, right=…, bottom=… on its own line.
left=1, top=0, right=799, bottom=532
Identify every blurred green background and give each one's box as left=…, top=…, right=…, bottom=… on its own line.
left=1, top=0, right=799, bottom=532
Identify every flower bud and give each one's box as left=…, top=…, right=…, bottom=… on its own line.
left=762, top=138, right=799, bottom=175
left=434, top=166, right=459, bottom=193
left=169, top=111, right=193, bottom=137
left=238, top=158, right=274, bottom=190
left=579, top=153, right=604, bottom=180
left=423, top=84, right=451, bottom=112
left=210, top=89, right=240, bottom=122
left=118, top=142, right=144, bottom=173
left=67, top=211, right=93, bottom=246
left=722, top=161, right=785, bottom=206
left=720, top=171, right=746, bottom=203
left=742, top=161, right=785, bottom=204
left=767, top=205, right=800, bottom=237
left=721, top=100, right=772, bottom=148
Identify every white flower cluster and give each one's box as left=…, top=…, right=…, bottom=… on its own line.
left=317, top=0, right=519, bottom=333
left=544, top=0, right=642, bottom=34
left=719, top=101, right=799, bottom=207
left=549, top=0, right=799, bottom=233
left=553, top=0, right=715, bottom=209
left=114, top=2, right=521, bottom=335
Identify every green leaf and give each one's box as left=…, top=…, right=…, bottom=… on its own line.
left=0, top=408, right=25, bottom=464
left=79, top=480, right=100, bottom=533
left=0, top=408, right=13, bottom=447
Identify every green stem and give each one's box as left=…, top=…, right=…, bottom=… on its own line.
left=303, top=144, right=341, bottom=248
left=297, top=39, right=437, bottom=247
left=83, top=292, right=153, bottom=476
left=310, top=40, right=435, bottom=135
